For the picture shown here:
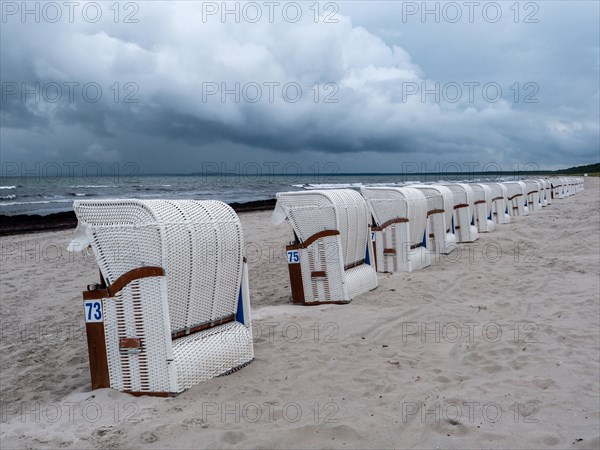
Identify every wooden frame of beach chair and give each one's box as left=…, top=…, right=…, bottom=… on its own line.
left=68, top=199, right=254, bottom=396
left=483, top=183, right=511, bottom=224
left=407, top=185, right=457, bottom=255
left=360, top=186, right=431, bottom=273
left=503, top=181, right=529, bottom=216
left=441, top=183, right=479, bottom=243
left=523, top=180, right=543, bottom=211
left=272, top=189, right=378, bottom=305
left=469, top=183, right=496, bottom=232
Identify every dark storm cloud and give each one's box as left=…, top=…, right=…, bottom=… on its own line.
left=1, top=1, right=598, bottom=173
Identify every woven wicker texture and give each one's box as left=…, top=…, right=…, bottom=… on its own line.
left=273, top=190, right=369, bottom=268
left=469, top=184, right=495, bottom=233
left=523, top=180, right=542, bottom=211
left=482, top=183, right=511, bottom=224
left=502, top=182, right=529, bottom=216
left=73, top=199, right=254, bottom=393
left=408, top=185, right=453, bottom=226
left=361, top=187, right=430, bottom=273
left=273, top=189, right=377, bottom=302
left=407, top=185, right=457, bottom=252
left=361, top=187, right=427, bottom=245
left=539, top=180, right=549, bottom=206
left=441, top=183, right=478, bottom=242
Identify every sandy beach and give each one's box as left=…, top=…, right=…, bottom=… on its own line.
left=1, top=178, right=598, bottom=449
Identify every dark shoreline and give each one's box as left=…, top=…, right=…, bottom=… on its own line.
left=0, top=199, right=276, bottom=237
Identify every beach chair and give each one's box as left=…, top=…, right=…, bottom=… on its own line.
left=272, top=189, right=378, bottom=305
left=469, top=183, right=496, bottom=232
left=564, top=177, right=576, bottom=196
left=68, top=199, right=254, bottom=396
left=360, top=186, right=431, bottom=273
left=523, top=180, right=542, bottom=211
left=549, top=178, right=563, bottom=199
left=482, top=182, right=511, bottom=224
left=544, top=179, right=553, bottom=204
left=441, top=183, right=479, bottom=242
left=558, top=177, right=568, bottom=198
left=537, top=179, right=550, bottom=206
left=503, top=181, right=529, bottom=216
left=407, top=184, right=457, bottom=254
left=569, top=177, right=583, bottom=195
left=564, top=178, right=573, bottom=196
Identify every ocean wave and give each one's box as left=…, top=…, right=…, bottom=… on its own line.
left=130, top=184, right=174, bottom=188
left=294, top=183, right=366, bottom=190
left=365, top=182, right=407, bottom=187
left=0, top=199, right=73, bottom=206
left=68, top=185, right=113, bottom=189
left=0, top=194, right=16, bottom=200
left=293, top=182, right=411, bottom=190
left=0, top=186, right=16, bottom=190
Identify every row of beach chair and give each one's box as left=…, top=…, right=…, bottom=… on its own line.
left=68, top=176, right=584, bottom=396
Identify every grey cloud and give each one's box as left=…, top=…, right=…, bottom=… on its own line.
left=1, top=1, right=598, bottom=173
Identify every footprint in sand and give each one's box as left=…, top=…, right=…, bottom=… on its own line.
left=140, top=431, right=159, bottom=443
left=182, top=418, right=207, bottom=429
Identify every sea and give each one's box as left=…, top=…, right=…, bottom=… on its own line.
left=0, top=173, right=526, bottom=216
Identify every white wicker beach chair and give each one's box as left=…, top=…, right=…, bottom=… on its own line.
left=557, top=177, right=571, bottom=198
left=563, top=177, right=573, bottom=196
left=272, top=189, right=378, bottom=305
left=68, top=199, right=253, bottom=396
left=536, top=179, right=550, bottom=206
left=441, top=183, right=479, bottom=243
left=568, top=177, right=577, bottom=194
left=407, top=184, right=457, bottom=254
left=523, top=180, right=542, bottom=211
left=549, top=178, right=563, bottom=199
left=469, top=183, right=496, bottom=232
left=567, top=177, right=584, bottom=195
left=360, top=186, right=431, bottom=273
left=546, top=179, right=552, bottom=205
left=482, top=182, right=511, bottom=224
left=502, top=181, right=529, bottom=216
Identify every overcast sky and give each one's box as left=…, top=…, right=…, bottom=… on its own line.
left=1, top=1, right=599, bottom=174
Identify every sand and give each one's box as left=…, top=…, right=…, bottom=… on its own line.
left=1, top=178, right=598, bottom=449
